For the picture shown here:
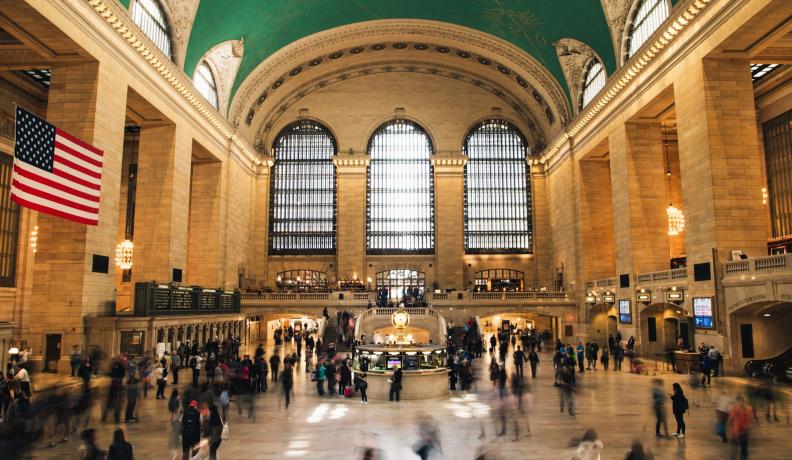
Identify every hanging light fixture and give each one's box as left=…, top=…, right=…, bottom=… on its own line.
left=663, top=124, right=685, bottom=236
left=115, top=239, right=134, bottom=270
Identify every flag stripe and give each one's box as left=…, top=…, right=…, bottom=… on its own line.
left=54, top=140, right=103, bottom=168
left=12, top=179, right=100, bottom=213
left=11, top=191, right=98, bottom=224
left=54, top=154, right=102, bottom=179
left=52, top=164, right=101, bottom=190
left=13, top=163, right=100, bottom=198
left=12, top=173, right=100, bottom=206
left=55, top=128, right=103, bottom=157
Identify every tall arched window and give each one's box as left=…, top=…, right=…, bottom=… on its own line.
left=194, top=61, right=218, bottom=109
left=269, top=120, right=337, bottom=254
left=464, top=120, right=532, bottom=253
left=626, top=0, right=670, bottom=59
left=367, top=120, right=434, bottom=254
left=580, top=59, right=606, bottom=109
left=130, top=0, right=173, bottom=59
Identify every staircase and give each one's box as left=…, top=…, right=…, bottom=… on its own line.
left=320, top=320, right=351, bottom=356
left=449, top=326, right=466, bottom=348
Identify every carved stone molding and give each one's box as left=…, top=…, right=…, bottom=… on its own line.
left=600, top=0, right=632, bottom=66
left=161, top=0, right=200, bottom=67
left=230, top=20, right=571, bottom=132
left=251, top=60, right=548, bottom=154
left=200, top=39, right=243, bottom=117
left=554, top=38, right=601, bottom=114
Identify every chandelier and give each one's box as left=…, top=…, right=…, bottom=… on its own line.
left=115, top=239, right=134, bottom=270
left=663, top=124, right=685, bottom=236
left=667, top=205, right=685, bottom=236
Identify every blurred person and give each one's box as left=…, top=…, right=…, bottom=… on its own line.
left=78, top=428, right=105, bottom=460
left=557, top=364, right=575, bottom=416
left=624, top=440, right=654, bottom=460
left=204, top=404, right=223, bottom=460
left=497, top=364, right=507, bottom=399
left=715, top=390, right=733, bottom=442
left=168, top=388, right=180, bottom=421
left=600, top=346, right=610, bottom=371
left=651, top=379, right=669, bottom=437
left=101, top=374, right=124, bottom=424
left=727, top=396, right=753, bottom=460
left=71, top=345, right=82, bottom=378
left=154, top=363, right=167, bottom=399
left=14, top=364, right=31, bottom=399
left=574, top=429, right=603, bottom=460
left=124, top=376, right=139, bottom=423
left=79, top=357, right=93, bottom=387
left=670, top=382, right=688, bottom=438
left=357, top=372, right=368, bottom=404
left=281, top=359, right=294, bottom=410
left=269, top=351, right=280, bottom=382
left=181, top=400, right=202, bottom=460
left=700, top=350, right=713, bottom=387
left=489, top=360, right=499, bottom=389
left=316, top=358, right=326, bottom=396
left=513, top=346, right=525, bottom=380
left=709, top=345, right=723, bottom=377
left=107, top=428, right=133, bottom=460
left=614, top=344, right=624, bottom=371
left=576, top=342, right=585, bottom=373
left=412, top=415, right=442, bottom=460
left=170, top=352, right=181, bottom=385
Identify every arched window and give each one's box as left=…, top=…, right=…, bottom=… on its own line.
left=269, top=120, right=337, bottom=254
left=367, top=120, right=434, bottom=254
left=464, top=120, right=532, bottom=253
left=376, top=269, right=425, bottom=302
left=626, top=0, right=670, bottom=59
left=194, top=61, right=218, bottom=109
left=580, top=59, right=606, bottom=109
left=130, top=0, right=173, bottom=59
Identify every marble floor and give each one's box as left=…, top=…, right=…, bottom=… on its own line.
left=19, top=341, right=792, bottom=460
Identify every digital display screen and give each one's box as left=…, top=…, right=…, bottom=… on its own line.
left=387, top=358, right=402, bottom=369
left=619, top=299, right=632, bottom=324
left=693, top=297, right=714, bottom=329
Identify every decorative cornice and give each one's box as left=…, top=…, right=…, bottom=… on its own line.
left=231, top=20, right=571, bottom=131
left=333, top=156, right=370, bottom=167
left=540, top=0, right=715, bottom=166
left=83, top=0, right=259, bottom=166
left=253, top=60, right=548, bottom=153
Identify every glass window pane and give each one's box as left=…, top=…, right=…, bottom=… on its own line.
left=194, top=61, right=218, bottom=109
left=626, top=0, right=670, bottom=59
left=366, top=120, right=435, bottom=254
left=269, top=120, right=337, bottom=254
left=131, top=0, right=173, bottom=59
left=464, top=120, right=532, bottom=253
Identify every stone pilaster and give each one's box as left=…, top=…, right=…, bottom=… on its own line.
left=27, top=61, right=127, bottom=372
left=187, top=159, right=226, bottom=286
left=531, top=163, right=553, bottom=288
left=334, top=155, right=369, bottom=280
left=609, top=122, right=670, bottom=275
left=676, top=58, right=769, bottom=265
left=578, top=158, right=616, bottom=281
left=251, top=159, right=271, bottom=286
left=432, top=153, right=466, bottom=290
left=132, top=124, right=191, bottom=284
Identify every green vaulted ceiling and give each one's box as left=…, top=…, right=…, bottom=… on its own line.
left=179, top=0, right=619, bottom=104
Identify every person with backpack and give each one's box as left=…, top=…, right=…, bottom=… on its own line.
left=670, top=382, right=688, bottom=438
left=181, top=400, right=202, bottom=460
left=205, top=404, right=224, bottom=460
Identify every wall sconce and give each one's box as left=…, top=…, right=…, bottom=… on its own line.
left=30, top=225, right=38, bottom=253
left=115, top=239, right=134, bottom=270
left=762, top=187, right=768, bottom=205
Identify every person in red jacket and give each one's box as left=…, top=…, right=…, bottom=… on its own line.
left=728, top=396, right=754, bottom=460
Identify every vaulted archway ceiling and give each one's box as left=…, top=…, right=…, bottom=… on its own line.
left=182, top=0, right=620, bottom=101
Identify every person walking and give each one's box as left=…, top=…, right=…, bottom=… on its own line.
left=728, top=396, right=754, bottom=460
left=557, top=365, right=575, bottom=416
left=576, top=342, right=585, bottom=373
left=600, top=347, right=610, bottom=371
left=513, top=346, right=525, bottom=380
left=205, top=404, right=223, bottom=460
left=489, top=360, right=499, bottom=389
left=270, top=352, right=281, bottom=383
left=670, top=383, right=689, bottom=438
left=282, top=360, right=294, bottom=409
left=170, top=353, right=181, bottom=385
left=358, top=372, right=368, bottom=404
left=78, top=428, right=105, bottom=460
left=107, top=428, right=133, bottom=460
left=316, top=358, right=327, bottom=396
left=651, top=379, right=669, bottom=438
left=190, top=354, right=202, bottom=388
left=389, top=365, right=403, bottom=402
left=181, top=400, right=202, bottom=460
left=709, top=346, right=722, bottom=377
left=154, top=363, right=166, bottom=400
left=701, top=351, right=713, bottom=387
left=528, top=348, right=539, bottom=379
left=124, top=377, right=139, bottom=423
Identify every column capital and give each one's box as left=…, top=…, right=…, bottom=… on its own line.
left=432, top=152, right=466, bottom=174
left=334, top=154, right=370, bottom=173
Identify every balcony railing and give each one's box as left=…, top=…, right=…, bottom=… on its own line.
left=635, top=268, right=688, bottom=284
left=585, top=277, right=617, bottom=290
left=240, top=290, right=573, bottom=308
left=724, top=253, right=792, bottom=276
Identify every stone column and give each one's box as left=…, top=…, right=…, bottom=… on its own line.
left=335, top=155, right=369, bottom=280
left=26, top=61, right=126, bottom=373
left=187, top=158, right=226, bottom=286
left=608, top=122, right=670, bottom=276
left=531, top=163, right=553, bottom=289
left=251, top=160, right=272, bottom=285
left=676, top=58, right=769, bottom=264
left=578, top=157, right=616, bottom=281
left=131, top=124, right=192, bottom=284
left=432, top=153, right=466, bottom=290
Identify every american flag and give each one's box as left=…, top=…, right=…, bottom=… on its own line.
left=11, top=107, right=103, bottom=225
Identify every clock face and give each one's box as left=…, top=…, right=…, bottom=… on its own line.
left=392, top=310, right=410, bottom=328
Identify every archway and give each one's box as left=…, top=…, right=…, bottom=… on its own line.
left=478, top=311, right=558, bottom=346
left=639, top=303, right=690, bottom=357
left=588, top=304, right=618, bottom=346
left=728, top=301, right=792, bottom=375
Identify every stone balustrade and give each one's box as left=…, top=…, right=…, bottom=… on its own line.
left=723, top=253, right=792, bottom=277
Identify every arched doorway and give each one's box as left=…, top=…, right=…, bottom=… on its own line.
left=473, top=269, right=525, bottom=292
left=588, top=304, right=617, bottom=346
left=729, top=301, right=792, bottom=375
left=375, top=269, right=426, bottom=305
left=639, top=303, right=691, bottom=357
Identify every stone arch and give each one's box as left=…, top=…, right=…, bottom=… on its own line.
left=553, top=38, right=607, bottom=115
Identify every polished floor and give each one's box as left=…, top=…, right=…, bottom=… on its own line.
left=22, top=339, right=792, bottom=459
